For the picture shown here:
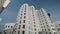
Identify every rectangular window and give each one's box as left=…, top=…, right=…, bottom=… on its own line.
left=59, top=24, right=60, bottom=26
left=20, top=17, right=22, bottom=19
left=11, top=26, right=13, bottom=28
left=22, top=31, right=25, bottom=34
left=23, top=25, right=25, bottom=29
left=24, top=16, right=26, bottom=19
left=34, top=25, right=36, bottom=27
left=34, top=29, right=36, bottom=31
left=35, top=32, right=37, bottom=34
left=24, top=13, right=26, bottom=15
left=23, top=20, right=25, bottom=23
left=20, top=21, right=21, bottom=24
left=18, top=31, right=20, bottom=34
left=19, top=25, right=21, bottom=29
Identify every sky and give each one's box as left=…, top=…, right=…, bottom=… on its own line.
left=0, top=0, right=60, bottom=31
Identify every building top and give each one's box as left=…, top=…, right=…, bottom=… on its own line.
left=5, top=23, right=15, bottom=25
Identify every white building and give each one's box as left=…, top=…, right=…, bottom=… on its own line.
left=0, top=0, right=10, bottom=14
left=3, top=3, right=58, bottom=34
left=3, top=23, right=15, bottom=34
left=54, top=21, right=60, bottom=34
left=37, top=8, right=57, bottom=34
left=15, top=3, right=57, bottom=34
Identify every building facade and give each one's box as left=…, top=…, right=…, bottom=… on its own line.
left=3, top=23, right=15, bottom=34
left=15, top=3, right=57, bottom=34
left=54, top=21, right=60, bottom=34
left=37, top=8, right=57, bottom=34
left=3, top=3, right=58, bottom=34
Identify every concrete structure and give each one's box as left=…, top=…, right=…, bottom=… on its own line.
left=16, top=3, right=41, bottom=34
left=37, top=8, right=57, bottom=34
left=15, top=3, right=57, bottom=34
left=3, top=23, right=15, bottom=34
left=54, top=21, right=60, bottom=34
left=3, top=3, right=57, bottom=34
left=0, top=0, right=10, bottom=14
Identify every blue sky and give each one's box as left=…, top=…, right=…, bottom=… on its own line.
left=0, top=0, right=60, bottom=31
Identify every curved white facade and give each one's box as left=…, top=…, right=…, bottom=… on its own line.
left=4, top=23, right=15, bottom=30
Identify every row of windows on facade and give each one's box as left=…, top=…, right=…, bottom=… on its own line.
left=45, top=32, right=56, bottom=34
left=18, top=31, right=37, bottom=34
left=18, top=25, right=37, bottom=31
left=5, top=26, right=13, bottom=28
left=55, top=24, right=60, bottom=27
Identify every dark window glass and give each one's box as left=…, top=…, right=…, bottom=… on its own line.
left=22, top=31, right=25, bottom=34
left=8, top=26, right=10, bottom=28
left=45, top=29, right=46, bottom=31
left=20, top=17, right=22, bottom=19
left=34, top=29, right=36, bottom=31
left=18, top=31, right=20, bottom=34
left=34, top=25, right=36, bottom=27
left=48, top=29, right=50, bottom=31
left=34, top=22, right=35, bottom=24
left=24, top=16, right=26, bottom=19
left=50, top=32, right=51, bottom=34
left=46, top=22, right=47, bottom=24
left=35, top=32, right=37, bottom=34
left=19, top=25, right=21, bottom=29
left=59, top=24, right=60, bottom=26
left=24, top=13, right=26, bottom=15
left=23, top=25, right=25, bottom=29
left=20, top=21, right=21, bottom=24
left=11, top=26, right=13, bottom=28
left=23, top=20, right=25, bottom=23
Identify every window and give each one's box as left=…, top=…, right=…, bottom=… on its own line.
left=34, top=29, right=36, bottom=31
left=35, top=32, right=37, bottom=34
left=21, top=14, right=22, bottom=16
left=46, top=22, right=47, bottom=24
left=24, top=5, right=26, bottom=12
left=57, top=28, right=60, bottom=31
left=44, top=26, right=45, bottom=28
left=50, top=32, right=51, bottom=34
left=46, top=32, right=47, bottom=34
left=20, top=17, right=22, bottom=19
left=23, top=25, right=25, bottom=29
left=24, top=13, right=26, bottom=15
left=54, top=32, right=56, bottom=34
left=20, top=21, right=21, bottom=24
left=34, top=22, right=35, bottom=24
left=48, top=29, right=50, bottom=31
left=43, top=23, right=44, bottom=25
left=59, top=24, right=60, bottom=26
left=47, top=25, right=49, bottom=27
left=19, top=25, right=21, bottom=29
left=23, top=20, right=25, bottom=23
left=45, top=29, right=46, bottom=31
left=24, top=16, right=26, bottom=19
left=11, top=26, right=13, bottom=28
left=18, top=31, right=20, bottom=34
left=22, top=31, right=25, bottom=34
left=41, top=24, right=42, bottom=25
left=34, top=25, right=36, bottom=27
left=8, top=26, right=10, bottom=28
